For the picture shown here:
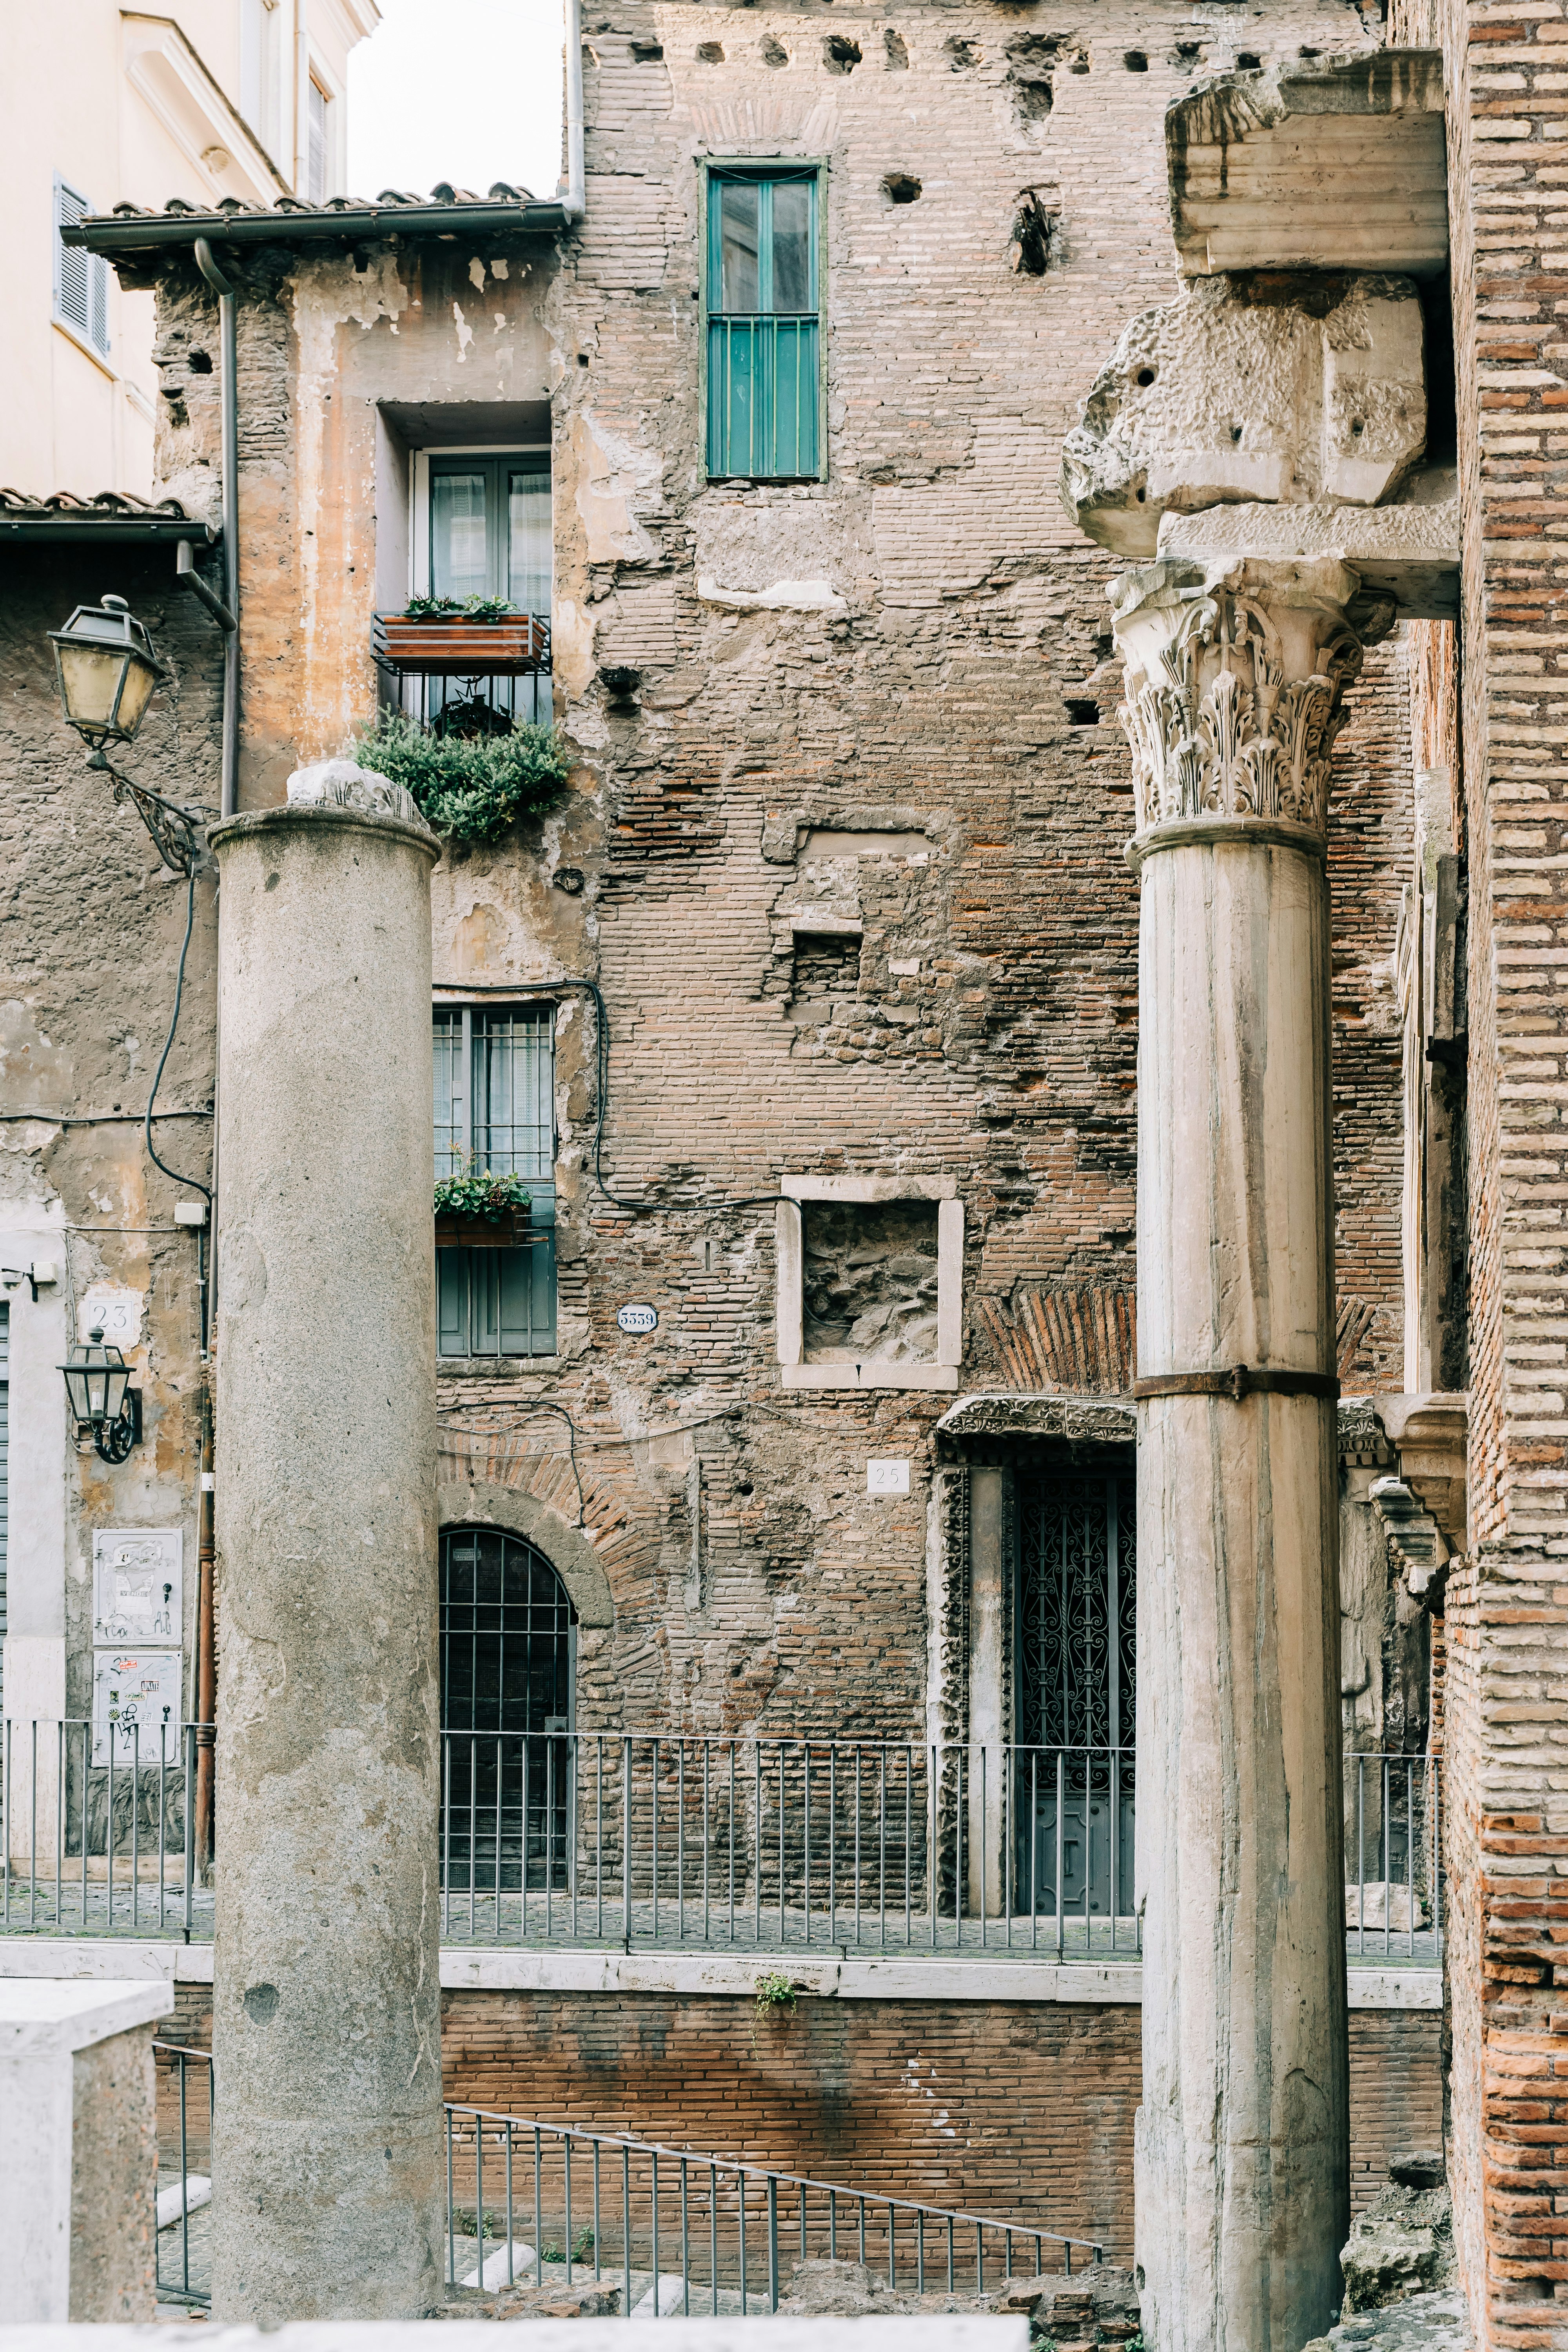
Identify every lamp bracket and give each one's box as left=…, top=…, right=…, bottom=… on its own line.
left=88, top=751, right=207, bottom=877
left=92, top=1388, right=142, bottom=1465
left=1, top=1265, right=41, bottom=1301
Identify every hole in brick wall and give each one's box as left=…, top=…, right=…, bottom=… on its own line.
left=884, top=26, right=908, bottom=67
left=1237, top=51, right=1261, bottom=66
left=884, top=173, right=922, bottom=203
left=1230, top=423, right=1243, bottom=443
left=1174, top=41, right=1201, bottom=61
left=789, top=932, right=860, bottom=1026
left=802, top=1198, right=940, bottom=1365
left=1123, top=49, right=1148, bottom=70
left=1135, top=365, right=1156, bottom=387
left=824, top=34, right=861, bottom=72
left=762, top=33, right=789, bottom=66
left=697, top=41, right=724, bottom=62
left=944, top=36, right=980, bottom=68
left=630, top=39, right=663, bottom=61
left=1007, top=32, right=1057, bottom=118
left=1009, top=190, right=1058, bottom=275
left=187, top=348, right=212, bottom=374
left=1066, top=699, right=1101, bottom=727
left=1068, top=49, right=1089, bottom=71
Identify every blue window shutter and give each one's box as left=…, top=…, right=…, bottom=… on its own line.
left=707, top=170, right=818, bottom=480
left=437, top=1249, right=468, bottom=1357
left=54, top=176, right=109, bottom=357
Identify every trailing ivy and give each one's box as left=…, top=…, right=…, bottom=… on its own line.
left=357, top=712, right=569, bottom=845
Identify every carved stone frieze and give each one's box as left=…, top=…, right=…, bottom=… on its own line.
left=1111, top=556, right=1369, bottom=839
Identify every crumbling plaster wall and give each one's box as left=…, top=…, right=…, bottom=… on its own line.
left=0, top=548, right=219, bottom=1726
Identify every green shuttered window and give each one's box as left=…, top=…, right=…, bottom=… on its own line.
left=706, top=167, right=821, bottom=481
left=434, top=1005, right=557, bottom=1359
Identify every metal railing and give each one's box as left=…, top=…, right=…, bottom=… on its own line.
left=1345, top=1749, right=1442, bottom=1961
left=1, top=1717, right=208, bottom=1936
left=1, top=1720, right=1440, bottom=1964
left=154, top=2040, right=212, bottom=2308
left=443, top=2105, right=1103, bottom=2312
left=438, top=1734, right=1141, bottom=1956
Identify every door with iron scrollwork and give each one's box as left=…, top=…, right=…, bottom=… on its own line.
left=1013, top=1465, right=1136, bottom=1920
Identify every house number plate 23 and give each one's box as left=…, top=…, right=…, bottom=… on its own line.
left=617, top=1303, right=658, bottom=1334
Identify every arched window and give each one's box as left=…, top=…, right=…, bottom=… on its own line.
left=440, top=1526, right=574, bottom=1902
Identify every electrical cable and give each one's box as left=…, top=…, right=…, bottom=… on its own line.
left=434, top=976, right=780, bottom=1216
left=144, top=867, right=213, bottom=1205
left=439, top=1399, right=585, bottom=1526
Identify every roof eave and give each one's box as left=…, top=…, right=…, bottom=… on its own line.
left=0, top=516, right=220, bottom=543
left=64, top=201, right=569, bottom=256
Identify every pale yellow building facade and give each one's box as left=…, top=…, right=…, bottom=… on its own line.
left=0, top=0, right=378, bottom=500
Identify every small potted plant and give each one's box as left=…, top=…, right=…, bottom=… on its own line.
left=434, top=1166, right=532, bottom=1247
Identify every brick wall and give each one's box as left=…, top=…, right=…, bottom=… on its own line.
left=157, top=1982, right=1440, bottom=2268
left=1387, top=0, right=1568, bottom=2340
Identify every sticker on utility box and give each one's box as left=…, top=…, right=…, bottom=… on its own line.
left=92, top=1650, right=184, bottom=1767
left=867, top=1459, right=911, bottom=1496
left=616, top=1303, right=658, bottom=1334
left=93, top=1528, right=183, bottom=1645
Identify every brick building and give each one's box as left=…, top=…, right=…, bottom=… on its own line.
left=0, top=0, right=1539, bottom=2339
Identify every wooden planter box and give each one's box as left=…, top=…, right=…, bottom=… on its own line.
left=435, top=1208, right=532, bottom=1249
left=374, top=613, right=550, bottom=679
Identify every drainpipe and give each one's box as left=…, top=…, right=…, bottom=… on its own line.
left=189, top=236, right=239, bottom=1871
left=561, top=0, right=585, bottom=222
left=192, top=238, right=239, bottom=820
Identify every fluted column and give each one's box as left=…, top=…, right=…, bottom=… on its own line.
left=1119, top=557, right=1360, bottom=2352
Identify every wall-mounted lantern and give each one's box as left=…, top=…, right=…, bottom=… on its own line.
left=48, top=593, right=168, bottom=751
left=47, top=592, right=203, bottom=875
left=60, top=1326, right=141, bottom=1464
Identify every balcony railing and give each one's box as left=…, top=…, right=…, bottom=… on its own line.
left=1, top=1721, right=1440, bottom=1965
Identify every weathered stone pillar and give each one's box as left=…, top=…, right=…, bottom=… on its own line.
left=1118, top=558, right=1358, bottom=2352
left=208, top=773, right=443, bottom=2321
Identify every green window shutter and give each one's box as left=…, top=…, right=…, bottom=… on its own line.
left=706, top=171, right=819, bottom=480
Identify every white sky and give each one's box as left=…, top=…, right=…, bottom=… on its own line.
left=347, top=0, right=564, bottom=204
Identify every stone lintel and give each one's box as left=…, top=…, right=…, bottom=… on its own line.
left=1158, top=482, right=1459, bottom=620
left=1166, top=54, right=1448, bottom=281
left=934, top=1392, right=1136, bottom=1446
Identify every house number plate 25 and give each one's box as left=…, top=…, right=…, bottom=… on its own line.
left=617, top=1303, right=658, bottom=1334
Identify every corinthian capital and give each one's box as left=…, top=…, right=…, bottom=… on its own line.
left=1112, top=556, right=1371, bottom=841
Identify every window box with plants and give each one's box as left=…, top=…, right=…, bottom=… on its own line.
left=373, top=595, right=550, bottom=678
left=434, top=1171, right=533, bottom=1248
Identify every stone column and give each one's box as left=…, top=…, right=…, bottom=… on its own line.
left=1118, top=558, right=1360, bottom=2352
left=207, top=778, right=443, bottom=2322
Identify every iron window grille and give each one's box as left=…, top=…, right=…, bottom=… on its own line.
left=54, top=176, right=109, bottom=358
left=435, top=1004, right=557, bottom=1358
left=705, top=165, right=822, bottom=482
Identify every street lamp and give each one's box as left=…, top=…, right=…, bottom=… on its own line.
left=49, top=593, right=168, bottom=750
left=60, top=1326, right=141, bottom=1465
left=47, top=592, right=202, bottom=875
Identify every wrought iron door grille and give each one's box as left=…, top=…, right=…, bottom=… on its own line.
left=441, top=1528, right=574, bottom=1894
left=1014, top=1466, right=1136, bottom=1920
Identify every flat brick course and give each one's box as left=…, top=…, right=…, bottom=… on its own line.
left=154, top=1982, right=1440, bottom=2269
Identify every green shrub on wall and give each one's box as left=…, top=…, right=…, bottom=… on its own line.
left=356, top=713, right=569, bottom=846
